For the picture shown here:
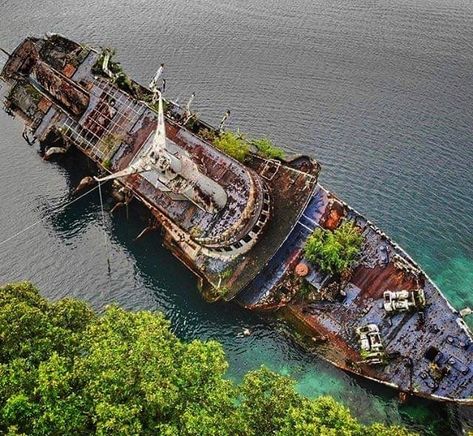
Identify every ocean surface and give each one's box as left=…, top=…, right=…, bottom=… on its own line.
left=0, top=0, right=472, bottom=433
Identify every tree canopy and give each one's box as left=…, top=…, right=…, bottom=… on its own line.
left=0, top=282, right=413, bottom=435
left=304, top=221, right=364, bottom=276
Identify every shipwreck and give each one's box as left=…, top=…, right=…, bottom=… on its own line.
left=1, top=34, right=472, bottom=404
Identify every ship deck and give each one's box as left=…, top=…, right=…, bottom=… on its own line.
left=58, top=77, right=258, bottom=242
left=200, top=154, right=319, bottom=299
left=4, top=35, right=322, bottom=298
left=238, top=185, right=473, bottom=403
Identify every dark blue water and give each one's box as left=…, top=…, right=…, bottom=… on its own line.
left=0, top=0, right=472, bottom=433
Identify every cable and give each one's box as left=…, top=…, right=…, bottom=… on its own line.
left=0, top=184, right=99, bottom=248
left=97, top=180, right=112, bottom=278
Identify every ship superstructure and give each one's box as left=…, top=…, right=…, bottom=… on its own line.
left=1, top=34, right=472, bottom=405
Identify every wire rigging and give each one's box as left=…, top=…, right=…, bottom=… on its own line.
left=97, top=180, right=112, bottom=278
left=0, top=184, right=100, bottom=248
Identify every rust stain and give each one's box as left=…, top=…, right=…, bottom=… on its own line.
left=37, top=97, right=51, bottom=113
left=321, top=200, right=345, bottom=230
left=62, top=63, right=76, bottom=78
left=352, top=263, right=418, bottom=301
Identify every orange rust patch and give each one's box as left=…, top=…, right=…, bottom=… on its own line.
left=322, top=200, right=345, bottom=230
left=62, top=63, right=76, bottom=78
left=351, top=262, right=418, bottom=301
left=295, top=263, right=309, bottom=277
left=37, top=97, right=51, bottom=113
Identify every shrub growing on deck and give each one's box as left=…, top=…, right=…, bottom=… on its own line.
left=214, top=131, right=250, bottom=162
left=251, top=137, right=285, bottom=159
left=304, top=221, right=363, bottom=276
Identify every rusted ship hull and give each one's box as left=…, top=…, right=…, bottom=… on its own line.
left=237, top=184, right=473, bottom=404
left=1, top=34, right=471, bottom=405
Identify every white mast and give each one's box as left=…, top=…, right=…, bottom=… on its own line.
left=149, top=63, right=164, bottom=91
left=95, top=91, right=228, bottom=214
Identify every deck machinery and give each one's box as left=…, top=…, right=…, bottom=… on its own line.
left=1, top=34, right=472, bottom=405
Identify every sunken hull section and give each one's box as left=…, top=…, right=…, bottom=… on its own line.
left=1, top=35, right=472, bottom=404
left=237, top=185, right=473, bottom=404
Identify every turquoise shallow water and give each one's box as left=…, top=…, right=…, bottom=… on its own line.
left=0, top=0, right=472, bottom=433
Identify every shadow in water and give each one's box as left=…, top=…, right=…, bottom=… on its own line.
left=42, top=155, right=467, bottom=435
